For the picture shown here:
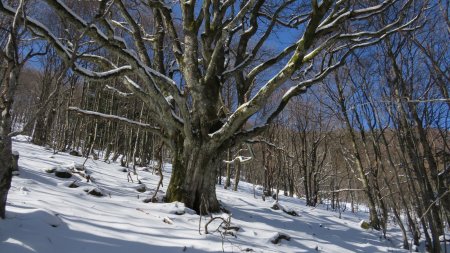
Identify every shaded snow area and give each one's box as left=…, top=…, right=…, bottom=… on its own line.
left=0, top=139, right=433, bottom=253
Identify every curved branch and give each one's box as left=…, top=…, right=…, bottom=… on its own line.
left=68, top=107, right=163, bottom=136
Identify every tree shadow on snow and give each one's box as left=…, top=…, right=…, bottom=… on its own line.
left=224, top=200, right=399, bottom=253
left=1, top=209, right=213, bottom=253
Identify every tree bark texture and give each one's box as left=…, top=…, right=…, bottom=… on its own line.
left=0, top=107, right=13, bottom=219
left=166, top=137, right=220, bottom=213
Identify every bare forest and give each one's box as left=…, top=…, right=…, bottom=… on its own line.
left=0, top=0, right=448, bottom=252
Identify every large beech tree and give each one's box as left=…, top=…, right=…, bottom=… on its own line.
left=0, top=0, right=421, bottom=213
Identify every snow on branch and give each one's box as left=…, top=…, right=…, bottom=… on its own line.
left=109, top=19, right=133, bottom=34
left=220, top=37, right=381, bottom=147
left=318, top=189, right=365, bottom=193
left=258, top=11, right=310, bottom=28
left=223, top=156, right=253, bottom=165
left=74, top=65, right=133, bottom=80
left=407, top=98, right=450, bottom=103
left=104, top=85, right=133, bottom=97
left=68, top=107, right=161, bottom=135
left=34, top=0, right=184, bottom=121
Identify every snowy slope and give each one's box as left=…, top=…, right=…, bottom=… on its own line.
left=1, top=138, right=414, bottom=252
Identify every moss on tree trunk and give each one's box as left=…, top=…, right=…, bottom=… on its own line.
left=166, top=139, right=221, bottom=213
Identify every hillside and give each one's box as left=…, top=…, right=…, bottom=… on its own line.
left=0, top=137, right=437, bottom=253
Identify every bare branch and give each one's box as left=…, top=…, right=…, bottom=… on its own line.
left=104, top=85, right=133, bottom=97
left=68, top=107, right=162, bottom=135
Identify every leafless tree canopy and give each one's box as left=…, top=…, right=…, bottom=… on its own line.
left=2, top=1, right=449, bottom=251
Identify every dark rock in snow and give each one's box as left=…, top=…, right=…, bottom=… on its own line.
left=68, top=181, right=79, bottom=188
left=69, top=150, right=82, bottom=157
left=285, top=210, right=298, bottom=216
left=88, top=188, right=105, bottom=197
left=270, top=232, right=291, bottom=244
left=136, top=185, right=146, bottom=193
left=271, top=203, right=280, bottom=210
left=55, top=170, right=72, bottom=178
left=271, top=202, right=299, bottom=216
left=142, top=198, right=153, bottom=203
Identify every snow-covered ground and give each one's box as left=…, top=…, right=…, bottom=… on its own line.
left=0, top=137, right=444, bottom=252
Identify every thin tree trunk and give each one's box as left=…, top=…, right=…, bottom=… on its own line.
left=224, top=148, right=231, bottom=189
left=233, top=159, right=241, bottom=191
left=335, top=79, right=380, bottom=230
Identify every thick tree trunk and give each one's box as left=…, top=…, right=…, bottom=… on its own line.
left=183, top=147, right=220, bottom=213
left=0, top=114, right=13, bottom=219
left=166, top=142, right=185, bottom=202
left=166, top=138, right=220, bottom=213
left=0, top=33, right=21, bottom=217
left=0, top=65, right=18, bottom=219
